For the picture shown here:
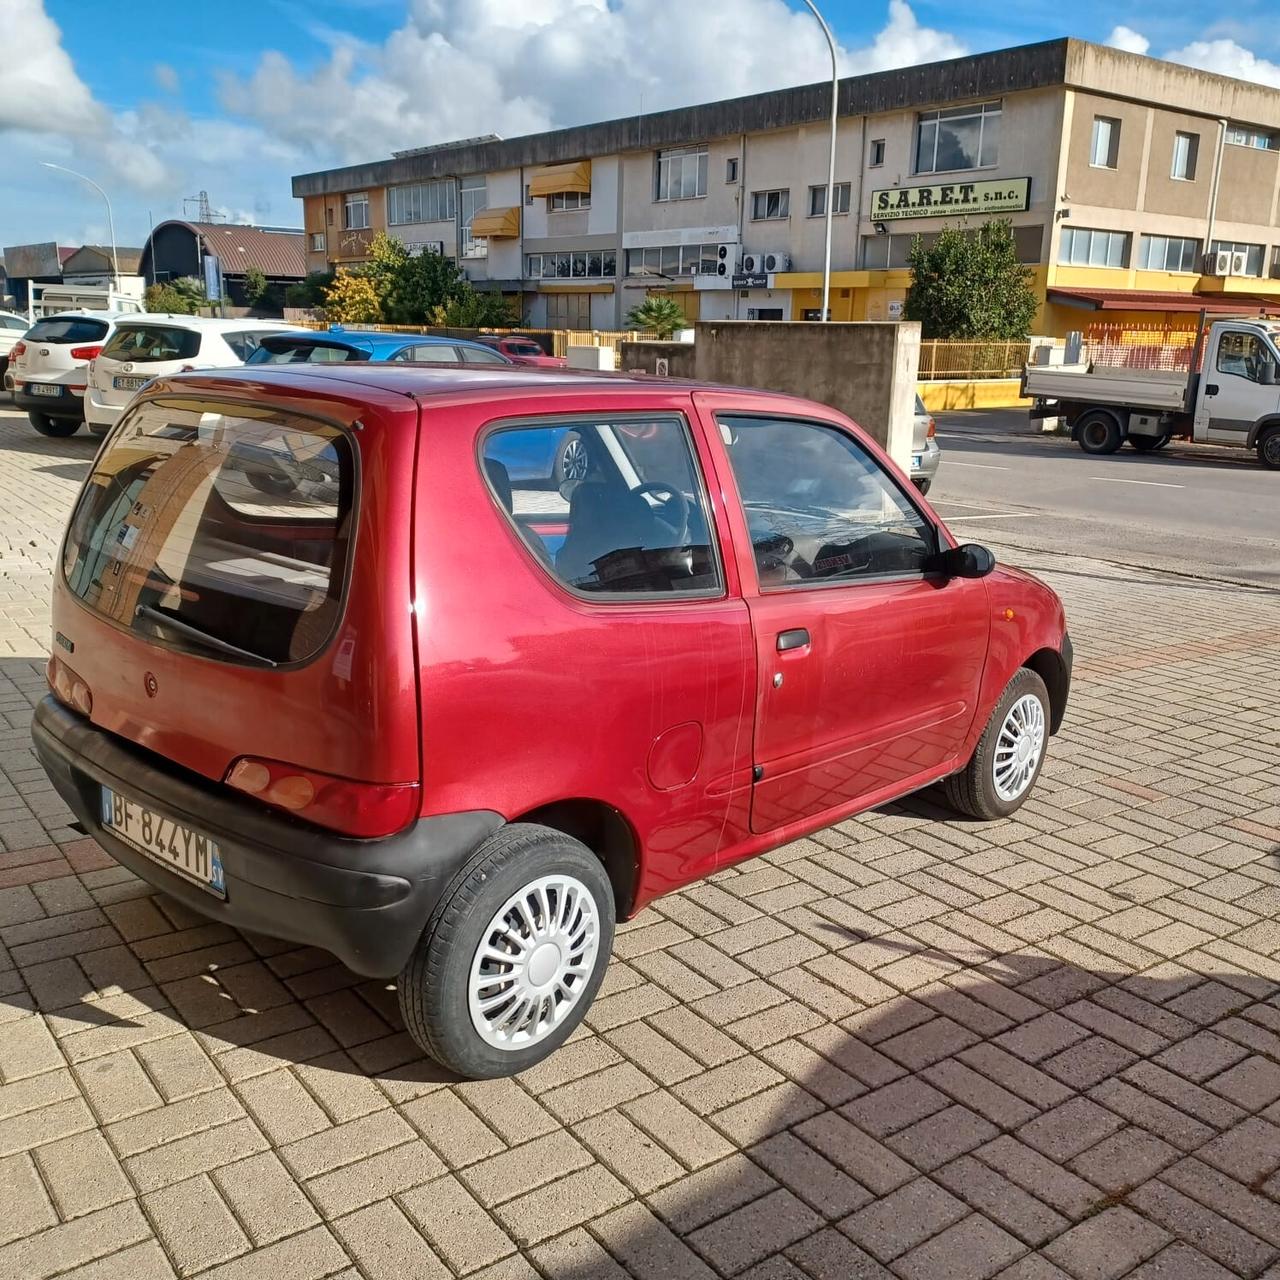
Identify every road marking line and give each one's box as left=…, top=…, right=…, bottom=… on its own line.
left=1089, top=476, right=1184, bottom=489
left=944, top=513, right=1036, bottom=522
left=944, top=461, right=1010, bottom=470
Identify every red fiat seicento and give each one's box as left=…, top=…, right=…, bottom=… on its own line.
left=35, top=366, right=1071, bottom=1078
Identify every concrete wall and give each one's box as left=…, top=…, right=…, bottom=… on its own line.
left=618, top=341, right=698, bottom=378
left=694, top=321, right=920, bottom=467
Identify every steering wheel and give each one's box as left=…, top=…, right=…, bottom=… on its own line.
left=634, top=481, right=689, bottom=542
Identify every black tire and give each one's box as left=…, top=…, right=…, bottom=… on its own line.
left=913, top=478, right=931, bottom=496
left=397, top=823, right=615, bottom=1079
left=943, top=668, right=1051, bottom=821
left=245, top=468, right=298, bottom=496
left=553, top=431, right=588, bottom=485
left=28, top=411, right=79, bottom=437
left=1128, top=433, right=1169, bottom=452
left=1076, top=411, right=1123, bottom=455
left=1258, top=427, right=1280, bottom=471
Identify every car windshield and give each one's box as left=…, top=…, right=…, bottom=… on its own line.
left=102, top=326, right=201, bottom=363
left=914, top=395, right=927, bottom=415
left=62, top=398, right=354, bottom=666
left=506, top=341, right=543, bottom=356
left=25, top=317, right=109, bottom=344
left=248, top=339, right=370, bottom=364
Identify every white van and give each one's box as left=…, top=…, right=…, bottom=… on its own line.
left=85, top=317, right=295, bottom=435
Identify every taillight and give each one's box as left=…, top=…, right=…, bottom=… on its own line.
left=11, top=341, right=25, bottom=360
left=70, top=345, right=103, bottom=360
left=225, top=757, right=419, bottom=838
left=46, top=655, right=93, bottom=717
left=927, top=416, right=937, bottom=439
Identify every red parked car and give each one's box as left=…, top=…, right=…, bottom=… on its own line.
left=35, top=366, right=1071, bottom=1079
left=476, top=334, right=567, bottom=367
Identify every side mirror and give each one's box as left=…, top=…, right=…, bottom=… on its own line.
left=1261, top=362, right=1277, bottom=387
left=930, top=543, right=996, bottom=579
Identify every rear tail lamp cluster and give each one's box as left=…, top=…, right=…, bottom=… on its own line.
left=225, top=757, right=419, bottom=838
left=70, top=345, right=103, bottom=361
left=927, top=416, right=937, bottom=439
left=46, top=655, right=93, bottom=716
left=11, top=341, right=25, bottom=361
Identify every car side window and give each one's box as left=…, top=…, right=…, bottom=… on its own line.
left=717, top=414, right=935, bottom=588
left=482, top=417, right=722, bottom=597
left=1216, top=332, right=1276, bottom=384
left=459, top=345, right=507, bottom=364
left=406, top=344, right=461, bottom=363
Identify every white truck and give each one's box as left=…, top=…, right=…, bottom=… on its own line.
left=1022, top=315, right=1280, bottom=471
left=27, top=281, right=145, bottom=319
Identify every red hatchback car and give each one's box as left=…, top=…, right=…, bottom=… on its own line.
left=476, top=334, right=568, bottom=367
left=35, top=366, right=1071, bottom=1078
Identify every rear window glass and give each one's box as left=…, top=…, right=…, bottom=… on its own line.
left=26, top=317, right=109, bottom=344
left=224, top=330, right=282, bottom=362
left=62, top=398, right=354, bottom=667
left=249, top=339, right=369, bottom=364
left=505, top=340, right=543, bottom=356
left=102, top=326, right=201, bottom=363
left=459, top=345, right=507, bottom=364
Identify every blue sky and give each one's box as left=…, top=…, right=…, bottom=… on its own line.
left=1, top=0, right=1276, bottom=255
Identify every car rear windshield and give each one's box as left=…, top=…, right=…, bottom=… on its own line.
left=505, top=340, right=543, bottom=356
left=249, top=338, right=370, bottom=364
left=62, top=398, right=355, bottom=667
left=26, top=317, right=109, bottom=344
left=102, top=325, right=201, bottom=363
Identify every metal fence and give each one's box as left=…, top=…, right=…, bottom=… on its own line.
left=917, top=340, right=1033, bottom=380
left=1084, top=322, right=1199, bottom=372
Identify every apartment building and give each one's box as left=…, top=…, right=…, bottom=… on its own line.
left=291, top=38, right=1280, bottom=334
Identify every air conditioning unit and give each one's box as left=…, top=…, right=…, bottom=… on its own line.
left=763, top=252, right=790, bottom=273
left=716, top=243, right=740, bottom=276
left=740, top=252, right=764, bottom=274
left=1207, top=248, right=1248, bottom=276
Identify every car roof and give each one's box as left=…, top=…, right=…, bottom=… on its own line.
left=264, top=329, right=493, bottom=354
left=112, top=316, right=296, bottom=331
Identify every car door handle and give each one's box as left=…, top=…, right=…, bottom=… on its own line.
left=1205, top=384, right=1219, bottom=397
left=776, top=628, right=810, bottom=652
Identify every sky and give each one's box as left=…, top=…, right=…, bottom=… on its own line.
left=1, top=0, right=1278, bottom=254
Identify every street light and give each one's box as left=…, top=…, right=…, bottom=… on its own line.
left=40, top=162, right=120, bottom=290
left=801, top=0, right=839, bottom=322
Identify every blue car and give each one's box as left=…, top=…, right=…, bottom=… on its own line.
left=246, top=328, right=514, bottom=367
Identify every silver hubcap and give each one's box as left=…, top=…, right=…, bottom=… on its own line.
left=468, top=874, right=600, bottom=1051
left=560, top=437, right=588, bottom=481
left=993, top=693, right=1046, bottom=802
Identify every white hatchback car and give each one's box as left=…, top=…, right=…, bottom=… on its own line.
left=86, top=317, right=295, bottom=436
left=7, top=312, right=127, bottom=436
left=0, top=311, right=30, bottom=384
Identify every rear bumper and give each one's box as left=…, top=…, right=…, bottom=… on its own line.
left=32, top=696, right=501, bottom=978
left=911, top=438, right=941, bottom=483
left=85, top=388, right=126, bottom=432
left=13, top=384, right=85, bottom=420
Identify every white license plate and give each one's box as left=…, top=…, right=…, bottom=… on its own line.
left=100, top=788, right=225, bottom=896
left=113, top=375, right=147, bottom=391
left=27, top=382, right=61, bottom=397
left=911, top=454, right=923, bottom=468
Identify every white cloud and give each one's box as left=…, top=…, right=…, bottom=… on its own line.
left=0, top=0, right=105, bottom=136
left=222, top=0, right=966, bottom=165
left=1106, top=26, right=1150, bottom=57
left=154, top=63, right=181, bottom=94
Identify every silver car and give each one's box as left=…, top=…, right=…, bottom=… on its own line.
left=911, top=394, right=942, bottom=495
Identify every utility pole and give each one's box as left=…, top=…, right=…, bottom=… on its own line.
left=801, top=0, right=839, bottom=322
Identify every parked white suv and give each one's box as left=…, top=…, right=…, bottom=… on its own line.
left=86, top=317, right=296, bottom=436
left=7, top=312, right=124, bottom=437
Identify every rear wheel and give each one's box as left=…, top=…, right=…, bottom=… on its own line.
left=554, top=431, right=588, bottom=485
left=1077, top=411, right=1123, bottom=455
left=1258, top=426, right=1280, bottom=471
left=943, top=668, right=1050, bottom=820
left=245, top=468, right=299, bottom=496
left=1128, top=433, right=1169, bottom=452
left=912, top=478, right=932, bottom=496
left=397, top=823, right=615, bottom=1079
left=28, top=411, right=79, bottom=437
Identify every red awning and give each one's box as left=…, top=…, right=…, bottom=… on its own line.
left=1048, top=287, right=1280, bottom=315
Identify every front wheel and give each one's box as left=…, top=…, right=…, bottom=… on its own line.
left=1076, top=412, right=1123, bottom=455
left=1258, top=427, right=1280, bottom=471
left=398, top=824, right=615, bottom=1079
left=28, top=411, right=79, bottom=437
left=1128, top=433, right=1170, bottom=452
left=943, top=668, right=1050, bottom=820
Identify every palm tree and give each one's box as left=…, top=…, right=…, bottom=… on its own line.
left=625, top=294, right=688, bottom=339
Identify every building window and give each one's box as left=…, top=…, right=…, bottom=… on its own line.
left=460, top=177, right=486, bottom=258
left=625, top=243, right=719, bottom=277
left=751, top=189, right=790, bottom=220
left=388, top=180, right=456, bottom=226
left=655, top=146, right=708, bottom=201
left=808, top=183, right=851, bottom=217
left=1225, top=125, right=1279, bottom=151
left=549, top=191, right=590, bottom=211
left=1139, top=234, right=1201, bottom=273
left=343, top=191, right=369, bottom=231
left=915, top=100, right=1000, bottom=174
left=1090, top=117, right=1120, bottom=169
left=1058, top=227, right=1129, bottom=268
left=1209, top=241, right=1265, bottom=277
left=726, top=157, right=739, bottom=183
left=526, top=250, right=616, bottom=279
left=309, top=232, right=326, bottom=252
left=870, top=138, right=886, bottom=167
left=1171, top=132, right=1200, bottom=181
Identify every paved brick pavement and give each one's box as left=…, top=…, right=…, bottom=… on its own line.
left=1, top=407, right=1279, bottom=1279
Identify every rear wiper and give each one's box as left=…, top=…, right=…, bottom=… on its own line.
left=134, top=606, right=278, bottom=668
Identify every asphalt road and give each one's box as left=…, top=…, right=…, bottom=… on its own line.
left=927, top=409, right=1280, bottom=590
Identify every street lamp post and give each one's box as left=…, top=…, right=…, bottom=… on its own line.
left=40, top=162, right=120, bottom=290
left=801, top=0, right=839, bottom=323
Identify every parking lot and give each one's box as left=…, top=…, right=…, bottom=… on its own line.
left=1, top=402, right=1280, bottom=1280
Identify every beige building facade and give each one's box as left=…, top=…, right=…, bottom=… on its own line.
left=292, top=39, right=1280, bottom=334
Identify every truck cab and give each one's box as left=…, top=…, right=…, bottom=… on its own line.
left=1195, top=321, right=1280, bottom=464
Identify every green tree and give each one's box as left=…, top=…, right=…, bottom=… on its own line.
left=904, top=219, right=1037, bottom=340
left=428, top=283, right=518, bottom=328
left=242, top=266, right=269, bottom=307
left=625, top=293, right=687, bottom=338
left=322, top=269, right=381, bottom=323
left=144, top=276, right=206, bottom=315
left=284, top=271, right=335, bottom=310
